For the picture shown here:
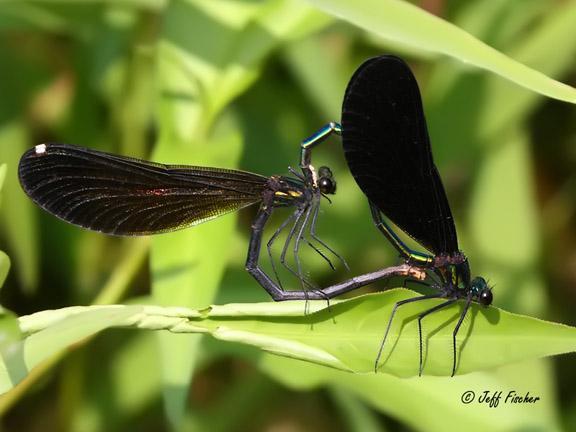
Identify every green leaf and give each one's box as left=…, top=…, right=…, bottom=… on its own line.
left=1, top=305, right=144, bottom=393
left=261, top=356, right=559, bottom=432
left=4, top=289, right=576, bottom=394
left=193, top=290, right=576, bottom=378
left=307, top=0, right=576, bottom=103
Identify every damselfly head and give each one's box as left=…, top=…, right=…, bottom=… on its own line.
left=471, top=276, right=492, bottom=306
left=318, top=166, right=336, bottom=194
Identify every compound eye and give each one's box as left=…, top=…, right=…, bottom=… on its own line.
left=478, top=289, right=493, bottom=306
left=319, top=177, right=336, bottom=194
left=318, top=166, right=336, bottom=194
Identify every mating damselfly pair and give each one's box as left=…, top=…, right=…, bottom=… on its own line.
left=19, top=55, right=492, bottom=376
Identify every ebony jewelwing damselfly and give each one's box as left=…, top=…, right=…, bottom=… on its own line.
left=18, top=136, right=416, bottom=302
left=18, top=138, right=336, bottom=300
left=302, top=56, right=494, bottom=376
left=18, top=56, right=488, bottom=376
left=342, top=55, right=493, bottom=376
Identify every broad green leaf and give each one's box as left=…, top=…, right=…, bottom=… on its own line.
left=261, top=356, right=560, bottom=432
left=195, top=290, right=576, bottom=377
left=4, top=289, right=576, bottom=395
left=307, top=0, right=576, bottom=103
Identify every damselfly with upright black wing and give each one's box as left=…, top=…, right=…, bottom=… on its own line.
left=295, top=56, right=494, bottom=376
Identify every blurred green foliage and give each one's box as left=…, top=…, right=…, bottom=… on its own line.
left=0, top=0, right=575, bottom=431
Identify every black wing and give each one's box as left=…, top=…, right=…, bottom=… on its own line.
left=18, top=143, right=268, bottom=235
left=341, top=55, right=458, bottom=255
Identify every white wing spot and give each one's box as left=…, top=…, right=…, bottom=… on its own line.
left=35, top=144, right=47, bottom=154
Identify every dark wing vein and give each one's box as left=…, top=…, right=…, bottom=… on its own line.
left=341, top=55, right=458, bottom=255
left=18, top=143, right=268, bottom=235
